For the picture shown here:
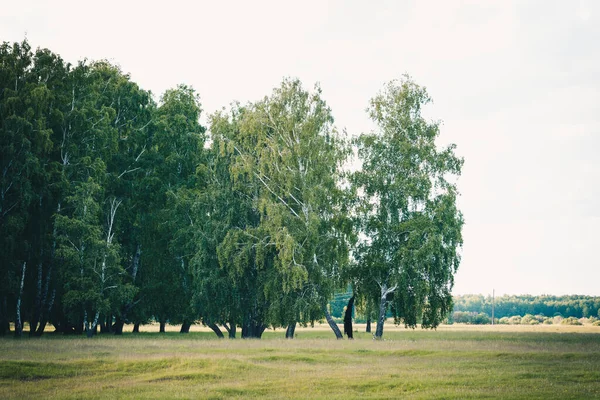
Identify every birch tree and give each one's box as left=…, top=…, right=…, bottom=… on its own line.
left=353, top=77, right=463, bottom=339
left=95, top=62, right=155, bottom=334
left=190, top=136, right=253, bottom=338
left=0, top=41, right=68, bottom=336
left=212, top=79, right=353, bottom=338
left=250, top=79, right=352, bottom=338
left=53, top=61, right=139, bottom=336
left=205, top=105, right=275, bottom=338
left=0, top=40, right=37, bottom=336
left=142, top=84, right=206, bottom=332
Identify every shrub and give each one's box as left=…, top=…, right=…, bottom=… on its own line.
left=499, top=317, right=510, bottom=325
left=561, top=317, right=582, bottom=326
left=593, top=321, right=600, bottom=327
left=450, top=311, right=494, bottom=325
left=521, top=314, right=535, bottom=324
left=543, top=319, right=553, bottom=325
left=534, top=315, right=547, bottom=323
left=472, top=313, right=490, bottom=325
left=508, top=316, right=522, bottom=325
left=452, top=311, right=472, bottom=324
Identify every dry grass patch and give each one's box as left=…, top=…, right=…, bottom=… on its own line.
left=0, top=326, right=599, bottom=399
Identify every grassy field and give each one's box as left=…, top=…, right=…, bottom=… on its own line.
left=1, top=324, right=599, bottom=399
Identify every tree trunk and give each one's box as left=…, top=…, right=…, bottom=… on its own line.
left=71, top=316, right=84, bottom=335
left=34, top=278, right=55, bottom=336
left=38, top=288, right=56, bottom=335
left=208, top=323, right=224, bottom=338
left=108, top=245, right=141, bottom=337
left=115, top=302, right=133, bottom=335
left=36, top=287, right=56, bottom=335
left=132, top=322, right=140, bottom=333
left=375, top=285, right=388, bottom=340
left=366, top=317, right=371, bottom=333
left=73, top=318, right=83, bottom=335
left=113, top=317, right=124, bottom=335
left=30, top=261, right=43, bottom=336
left=14, top=262, right=26, bottom=338
left=285, top=323, right=296, bottom=339
left=344, top=295, right=355, bottom=339
left=36, top=205, right=58, bottom=337
left=131, top=244, right=141, bottom=282
left=86, top=311, right=100, bottom=338
left=100, top=319, right=108, bottom=333
left=35, top=320, right=47, bottom=336
left=224, top=322, right=236, bottom=339
left=180, top=321, right=191, bottom=333
left=106, top=315, right=113, bottom=333
left=159, top=320, right=166, bottom=333
left=323, top=305, right=343, bottom=339
left=0, top=295, right=9, bottom=336
left=241, top=316, right=266, bottom=339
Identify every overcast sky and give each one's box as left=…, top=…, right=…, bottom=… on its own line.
left=3, top=0, right=599, bottom=296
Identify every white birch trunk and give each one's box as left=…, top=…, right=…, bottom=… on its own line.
left=15, top=262, right=26, bottom=337
left=375, top=282, right=397, bottom=339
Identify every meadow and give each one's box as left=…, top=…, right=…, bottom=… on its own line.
left=1, top=324, right=599, bottom=399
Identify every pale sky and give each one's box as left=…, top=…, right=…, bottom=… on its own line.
left=2, top=0, right=599, bottom=296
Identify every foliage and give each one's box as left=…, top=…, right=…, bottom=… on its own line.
left=352, top=76, right=463, bottom=338
left=204, top=79, right=352, bottom=336
left=1, top=39, right=463, bottom=340
left=451, top=311, right=490, bottom=325
left=561, top=317, right=583, bottom=326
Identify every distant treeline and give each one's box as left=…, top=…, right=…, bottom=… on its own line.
left=452, top=294, right=600, bottom=319
left=328, top=294, right=600, bottom=322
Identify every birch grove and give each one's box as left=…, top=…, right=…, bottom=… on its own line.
left=1, top=40, right=462, bottom=339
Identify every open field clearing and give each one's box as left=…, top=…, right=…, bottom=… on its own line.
left=1, top=325, right=599, bottom=399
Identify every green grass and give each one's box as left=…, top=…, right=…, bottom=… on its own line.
left=1, top=328, right=599, bottom=399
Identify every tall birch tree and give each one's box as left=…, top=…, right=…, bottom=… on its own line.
left=212, top=79, right=353, bottom=338
left=353, top=77, right=463, bottom=339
